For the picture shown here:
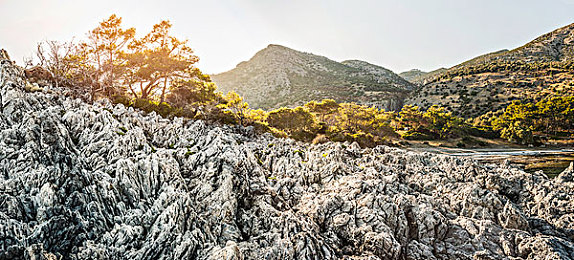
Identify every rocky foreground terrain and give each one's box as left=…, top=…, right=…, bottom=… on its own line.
left=0, top=55, right=573, bottom=259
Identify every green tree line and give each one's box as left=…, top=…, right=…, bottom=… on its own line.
left=473, top=96, right=574, bottom=144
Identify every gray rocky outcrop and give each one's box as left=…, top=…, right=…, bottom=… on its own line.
left=0, top=55, right=573, bottom=259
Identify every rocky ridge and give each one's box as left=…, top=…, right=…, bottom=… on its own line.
left=399, top=68, right=449, bottom=86
left=484, top=23, right=574, bottom=63
left=0, top=54, right=573, bottom=259
left=340, top=60, right=415, bottom=90
left=399, top=69, right=428, bottom=83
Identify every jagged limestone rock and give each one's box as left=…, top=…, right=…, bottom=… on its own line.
left=0, top=54, right=573, bottom=259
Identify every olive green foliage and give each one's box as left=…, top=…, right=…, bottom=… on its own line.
left=331, top=103, right=396, bottom=146
left=216, top=91, right=250, bottom=126
left=305, top=99, right=339, bottom=122
left=398, top=105, right=425, bottom=131
left=34, top=15, right=206, bottom=105
left=267, top=107, right=316, bottom=132
left=260, top=100, right=398, bottom=146
left=167, top=76, right=223, bottom=107
left=424, top=106, right=466, bottom=139
left=34, top=15, right=138, bottom=101
left=397, top=105, right=469, bottom=140
left=122, top=20, right=200, bottom=102
left=265, top=107, right=316, bottom=142
left=480, top=96, right=574, bottom=144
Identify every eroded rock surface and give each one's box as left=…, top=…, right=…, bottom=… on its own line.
left=0, top=56, right=573, bottom=259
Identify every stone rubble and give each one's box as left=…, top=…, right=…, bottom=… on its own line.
left=0, top=54, right=573, bottom=259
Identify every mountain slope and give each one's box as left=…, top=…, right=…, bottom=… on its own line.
left=407, top=23, right=574, bottom=117
left=491, top=23, right=574, bottom=62
left=399, top=69, right=427, bottom=82
left=399, top=68, right=448, bottom=85
left=1, top=55, right=574, bottom=259
left=212, top=44, right=414, bottom=110
left=340, top=59, right=415, bottom=89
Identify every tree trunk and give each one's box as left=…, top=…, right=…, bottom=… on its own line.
left=109, top=52, right=114, bottom=90
left=128, top=83, right=138, bottom=99
left=140, top=82, right=148, bottom=99
left=90, top=84, right=96, bottom=103
left=160, top=77, right=168, bottom=103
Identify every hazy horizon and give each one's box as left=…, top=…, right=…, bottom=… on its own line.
left=1, top=0, right=574, bottom=74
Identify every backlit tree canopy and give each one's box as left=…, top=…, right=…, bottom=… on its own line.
left=35, top=15, right=205, bottom=104
left=123, top=20, right=199, bottom=101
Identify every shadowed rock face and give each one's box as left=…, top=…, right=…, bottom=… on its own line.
left=0, top=56, right=573, bottom=260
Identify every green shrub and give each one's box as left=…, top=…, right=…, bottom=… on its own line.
left=157, top=102, right=174, bottom=117
left=401, top=129, right=436, bottom=140
left=466, top=126, right=498, bottom=139
left=290, top=130, right=317, bottom=143
left=132, top=98, right=158, bottom=113
left=111, top=94, right=132, bottom=107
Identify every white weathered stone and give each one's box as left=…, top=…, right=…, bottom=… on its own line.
left=0, top=56, right=573, bottom=259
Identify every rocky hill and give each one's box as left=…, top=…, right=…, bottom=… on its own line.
left=1, top=53, right=574, bottom=259
left=407, top=23, right=574, bottom=118
left=212, top=44, right=414, bottom=111
left=340, top=59, right=414, bottom=89
left=399, top=69, right=427, bottom=82
left=399, top=68, right=448, bottom=85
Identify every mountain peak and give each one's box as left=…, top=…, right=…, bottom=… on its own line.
left=341, top=59, right=370, bottom=65
left=212, top=45, right=413, bottom=110
left=259, top=44, right=300, bottom=54
left=403, top=68, right=426, bottom=73
left=248, top=44, right=303, bottom=63
left=259, top=44, right=291, bottom=53
left=266, top=44, right=289, bottom=49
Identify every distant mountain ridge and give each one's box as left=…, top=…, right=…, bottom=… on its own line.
left=399, top=68, right=448, bottom=85
left=481, top=23, right=574, bottom=63
left=212, top=44, right=414, bottom=110
left=399, top=69, right=427, bottom=82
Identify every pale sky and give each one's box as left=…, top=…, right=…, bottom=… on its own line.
left=1, top=0, right=574, bottom=74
